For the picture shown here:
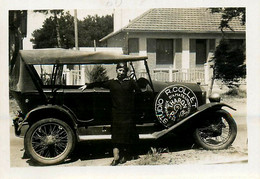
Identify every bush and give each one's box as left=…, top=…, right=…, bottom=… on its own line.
left=89, top=65, right=109, bottom=83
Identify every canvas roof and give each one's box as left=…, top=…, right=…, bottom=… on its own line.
left=19, top=49, right=147, bottom=65
left=101, top=8, right=245, bottom=41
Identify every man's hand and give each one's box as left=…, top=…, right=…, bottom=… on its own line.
left=79, top=84, right=87, bottom=91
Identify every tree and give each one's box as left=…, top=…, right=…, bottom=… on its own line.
left=9, top=10, right=27, bottom=72
left=78, top=14, right=113, bottom=47
left=210, top=8, right=245, bottom=32
left=31, top=12, right=75, bottom=49
left=211, top=39, right=246, bottom=87
left=31, top=12, right=113, bottom=48
left=209, top=8, right=246, bottom=95
left=33, top=10, right=64, bottom=48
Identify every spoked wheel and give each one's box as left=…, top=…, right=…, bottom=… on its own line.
left=24, top=118, right=76, bottom=165
left=194, top=109, right=237, bottom=150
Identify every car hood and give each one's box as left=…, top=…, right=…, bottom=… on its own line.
left=152, top=81, right=203, bottom=93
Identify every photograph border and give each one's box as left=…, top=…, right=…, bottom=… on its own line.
left=1, top=0, right=260, bottom=178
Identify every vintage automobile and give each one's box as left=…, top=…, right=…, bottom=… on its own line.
left=10, top=49, right=237, bottom=165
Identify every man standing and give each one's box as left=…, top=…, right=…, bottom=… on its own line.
left=80, top=62, right=140, bottom=166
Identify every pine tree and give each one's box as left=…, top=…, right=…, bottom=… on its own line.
left=212, top=38, right=246, bottom=89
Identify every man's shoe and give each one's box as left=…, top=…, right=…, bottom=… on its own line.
left=110, top=159, right=120, bottom=166
left=119, top=156, right=127, bottom=164
left=131, top=155, right=139, bottom=160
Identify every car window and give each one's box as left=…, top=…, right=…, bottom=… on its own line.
left=34, top=65, right=65, bottom=86
left=34, top=65, right=53, bottom=85
left=34, top=62, right=148, bottom=86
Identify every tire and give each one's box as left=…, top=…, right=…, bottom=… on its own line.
left=193, top=109, right=237, bottom=150
left=24, top=118, right=76, bottom=165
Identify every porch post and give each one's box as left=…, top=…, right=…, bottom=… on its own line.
left=66, top=69, right=72, bottom=85
left=182, top=37, right=190, bottom=69
left=204, top=63, right=209, bottom=85
left=138, top=37, right=147, bottom=74
left=182, top=37, right=190, bottom=81
left=139, top=37, right=147, bottom=56
left=81, top=66, right=85, bottom=85
left=169, top=68, right=173, bottom=82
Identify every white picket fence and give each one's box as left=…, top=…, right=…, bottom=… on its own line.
left=64, top=68, right=249, bottom=87
left=65, top=68, right=206, bottom=85
left=136, top=68, right=205, bottom=84
left=65, top=69, right=85, bottom=85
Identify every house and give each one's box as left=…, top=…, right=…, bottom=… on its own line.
left=100, top=8, right=246, bottom=84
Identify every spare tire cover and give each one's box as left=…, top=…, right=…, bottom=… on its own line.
left=154, top=84, right=198, bottom=128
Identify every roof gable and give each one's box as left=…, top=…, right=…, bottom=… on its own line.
left=126, top=8, right=245, bottom=32
left=101, top=8, right=245, bottom=41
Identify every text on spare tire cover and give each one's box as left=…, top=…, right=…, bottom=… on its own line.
left=155, top=85, right=198, bottom=128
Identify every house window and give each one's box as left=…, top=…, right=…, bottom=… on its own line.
left=128, top=38, right=139, bottom=53
left=196, top=39, right=207, bottom=65
left=156, top=39, right=173, bottom=65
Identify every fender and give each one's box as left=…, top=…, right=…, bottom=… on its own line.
left=151, top=102, right=236, bottom=139
left=18, top=104, right=78, bottom=131
left=197, top=102, right=236, bottom=111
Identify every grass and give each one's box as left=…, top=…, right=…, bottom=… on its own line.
left=137, top=147, right=169, bottom=165
left=222, top=86, right=247, bottom=98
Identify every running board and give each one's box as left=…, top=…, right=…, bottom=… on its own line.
left=78, top=134, right=157, bottom=141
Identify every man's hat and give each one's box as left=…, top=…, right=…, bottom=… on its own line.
left=116, top=62, right=128, bottom=71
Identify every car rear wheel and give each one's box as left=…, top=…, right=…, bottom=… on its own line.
left=24, top=118, right=76, bottom=165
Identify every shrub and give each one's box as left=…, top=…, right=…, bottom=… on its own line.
left=89, top=65, right=109, bottom=83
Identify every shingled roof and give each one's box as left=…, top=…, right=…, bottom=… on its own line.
left=101, top=8, right=245, bottom=41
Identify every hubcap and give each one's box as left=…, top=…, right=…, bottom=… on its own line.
left=44, top=135, right=56, bottom=145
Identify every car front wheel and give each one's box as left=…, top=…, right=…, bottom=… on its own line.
left=193, top=109, right=237, bottom=150
left=24, top=118, right=76, bottom=165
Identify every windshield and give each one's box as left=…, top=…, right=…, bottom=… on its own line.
left=34, top=61, right=149, bottom=86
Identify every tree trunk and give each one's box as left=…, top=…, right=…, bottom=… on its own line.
left=208, top=64, right=216, bottom=96
left=9, top=11, right=22, bottom=73
left=54, top=12, right=62, bottom=48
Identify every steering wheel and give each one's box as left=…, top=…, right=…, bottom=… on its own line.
left=137, top=77, right=150, bottom=90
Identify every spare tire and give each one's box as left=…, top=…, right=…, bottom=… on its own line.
left=154, top=84, right=198, bottom=128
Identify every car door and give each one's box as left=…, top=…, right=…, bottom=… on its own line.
left=61, top=87, right=95, bottom=123
left=92, top=88, right=112, bottom=125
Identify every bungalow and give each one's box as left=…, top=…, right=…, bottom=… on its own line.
left=100, top=8, right=245, bottom=84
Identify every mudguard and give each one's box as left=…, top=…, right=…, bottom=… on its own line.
left=152, top=102, right=236, bottom=139
left=17, top=105, right=78, bottom=131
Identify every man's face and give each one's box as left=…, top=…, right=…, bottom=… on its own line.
left=116, top=67, right=127, bottom=80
